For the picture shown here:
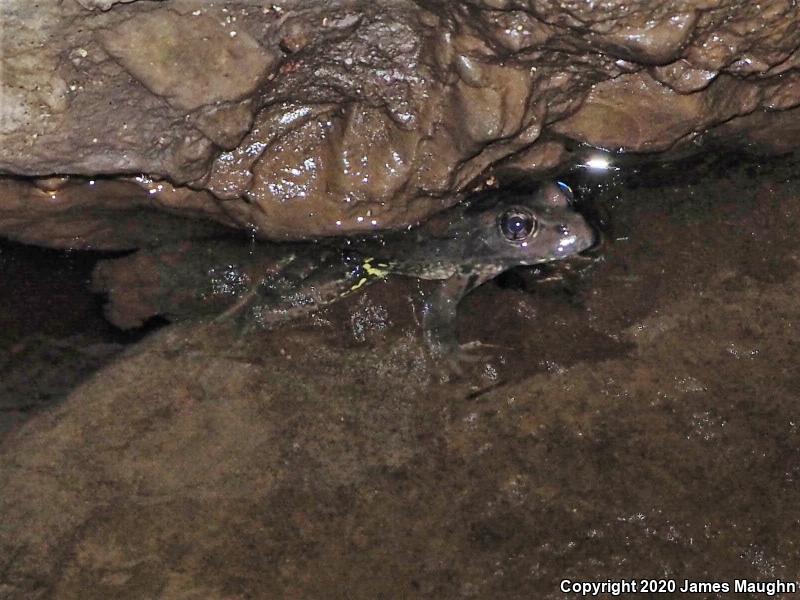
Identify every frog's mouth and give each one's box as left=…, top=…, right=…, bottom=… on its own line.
left=554, top=220, right=598, bottom=259
left=556, top=234, right=581, bottom=257
left=581, top=226, right=603, bottom=255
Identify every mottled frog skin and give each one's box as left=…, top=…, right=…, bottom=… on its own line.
left=93, top=181, right=596, bottom=359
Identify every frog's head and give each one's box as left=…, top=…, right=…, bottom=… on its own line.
left=468, top=181, right=596, bottom=268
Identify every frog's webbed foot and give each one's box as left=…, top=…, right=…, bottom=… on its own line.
left=426, top=333, right=503, bottom=380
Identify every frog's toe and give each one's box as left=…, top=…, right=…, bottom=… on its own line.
left=435, top=354, right=463, bottom=381
left=459, top=340, right=503, bottom=353
left=455, top=341, right=504, bottom=371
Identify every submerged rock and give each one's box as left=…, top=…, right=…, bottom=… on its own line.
left=2, top=159, right=800, bottom=598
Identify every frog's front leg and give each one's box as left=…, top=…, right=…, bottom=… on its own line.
left=422, top=267, right=501, bottom=365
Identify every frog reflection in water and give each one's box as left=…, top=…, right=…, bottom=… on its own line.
left=93, top=181, right=596, bottom=363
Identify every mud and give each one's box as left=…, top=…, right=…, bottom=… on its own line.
left=1, top=155, right=799, bottom=598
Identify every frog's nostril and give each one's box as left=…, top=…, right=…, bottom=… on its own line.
left=557, top=224, right=570, bottom=235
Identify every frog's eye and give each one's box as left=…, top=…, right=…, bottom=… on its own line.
left=499, top=208, right=537, bottom=242
left=556, top=181, right=575, bottom=204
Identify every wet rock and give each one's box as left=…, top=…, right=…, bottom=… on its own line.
left=0, top=178, right=234, bottom=250
left=75, top=0, right=143, bottom=10
left=0, top=0, right=799, bottom=244
left=707, top=106, right=800, bottom=154
left=650, top=59, right=718, bottom=93
left=492, top=140, right=567, bottom=181
left=2, top=179, right=800, bottom=596
left=0, top=333, right=123, bottom=436
left=552, top=71, right=762, bottom=151
left=97, top=10, right=278, bottom=112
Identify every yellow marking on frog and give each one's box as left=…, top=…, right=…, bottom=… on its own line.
left=341, top=258, right=394, bottom=297
left=362, top=257, right=392, bottom=278
left=350, top=277, right=369, bottom=291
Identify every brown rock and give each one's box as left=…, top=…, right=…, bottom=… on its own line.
left=97, top=9, right=279, bottom=111
left=2, top=175, right=800, bottom=596
left=553, top=71, right=761, bottom=152
left=0, top=178, right=233, bottom=250
left=1, top=0, right=800, bottom=244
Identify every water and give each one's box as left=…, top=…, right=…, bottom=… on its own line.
left=1, top=153, right=799, bottom=597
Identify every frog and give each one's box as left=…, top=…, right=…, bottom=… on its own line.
left=92, top=180, right=596, bottom=363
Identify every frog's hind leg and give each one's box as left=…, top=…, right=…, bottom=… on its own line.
left=209, top=254, right=300, bottom=326
left=212, top=286, right=262, bottom=325
left=220, top=253, right=381, bottom=331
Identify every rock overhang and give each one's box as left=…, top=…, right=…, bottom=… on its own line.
left=0, top=0, right=798, bottom=248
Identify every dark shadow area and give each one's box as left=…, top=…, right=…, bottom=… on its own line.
left=0, top=239, right=162, bottom=438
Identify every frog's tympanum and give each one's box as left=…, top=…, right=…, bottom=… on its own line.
left=92, top=181, right=596, bottom=362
